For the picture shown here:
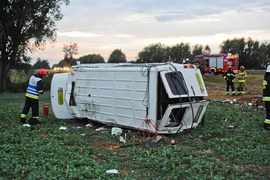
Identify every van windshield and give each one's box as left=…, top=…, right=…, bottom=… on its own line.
left=164, top=72, right=187, bottom=95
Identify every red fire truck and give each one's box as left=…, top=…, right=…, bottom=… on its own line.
left=191, top=53, right=239, bottom=75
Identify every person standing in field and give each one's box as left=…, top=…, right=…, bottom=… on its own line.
left=237, top=66, right=247, bottom=95
left=224, top=66, right=236, bottom=95
left=20, top=69, right=48, bottom=125
left=263, top=65, right=270, bottom=130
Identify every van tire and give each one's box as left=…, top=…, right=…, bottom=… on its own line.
left=210, top=70, right=215, bottom=75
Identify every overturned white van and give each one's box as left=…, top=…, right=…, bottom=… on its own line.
left=50, top=63, right=209, bottom=134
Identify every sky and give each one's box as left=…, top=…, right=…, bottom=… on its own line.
left=29, top=0, right=270, bottom=67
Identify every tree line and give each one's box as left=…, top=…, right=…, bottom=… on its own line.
left=52, top=38, right=270, bottom=71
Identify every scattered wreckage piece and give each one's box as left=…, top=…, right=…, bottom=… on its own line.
left=51, top=63, right=209, bottom=134
left=210, top=98, right=265, bottom=108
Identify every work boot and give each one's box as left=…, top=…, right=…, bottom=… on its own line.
left=20, top=117, right=26, bottom=123
left=29, top=117, right=40, bottom=125
left=263, top=123, right=270, bottom=131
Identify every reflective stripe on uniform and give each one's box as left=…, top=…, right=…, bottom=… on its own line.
left=21, top=114, right=27, bottom=118
left=263, top=80, right=267, bottom=89
left=25, top=76, right=42, bottom=99
left=263, top=97, right=270, bottom=101
left=26, top=94, right=39, bottom=100
left=265, top=119, right=270, bottom=124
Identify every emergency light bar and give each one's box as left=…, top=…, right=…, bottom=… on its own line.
left=183, top=64, right=194, bottom=68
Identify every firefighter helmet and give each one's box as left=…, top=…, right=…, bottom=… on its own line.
left=240, top=66, right=245, bottom=70
left=228, top=66, right=232, bottom=70
left=39, top=69, right=48, bottom=76
left=266, top=65, right=270, bottom=73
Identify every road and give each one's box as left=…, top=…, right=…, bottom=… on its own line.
left=246, top=70, right=265, bottom=74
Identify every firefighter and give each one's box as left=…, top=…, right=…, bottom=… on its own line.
left=194, top=60, right=203, bottom=73
left=263, top=65, right=270, bottom=130
left=224, top=66, right=236, bottom=95
left=237, top=66, right=247, bottom=95
left=20, top=69, right=48, bottom=125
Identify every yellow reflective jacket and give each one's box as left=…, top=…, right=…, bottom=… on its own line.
left=238, top=71, right=247, bottom=82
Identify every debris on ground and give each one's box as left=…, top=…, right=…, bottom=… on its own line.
left=119, top=136, right=126, bottom=143
left=106, top=169, right=119, bottom=174
left=145, top=142, right=162, bottom=148
left=221, top=125, right=237, bottom=130
left=72, top=126, right=82, bottom=130
left=85, top=123, right=93, bottom=128
left=59, top=126, right=67, bottom=131
left=210, top=98, right=265, bottom=108
left=111, top=127, right=122, bottom=135
left=152, top=135, right=162, bottom=143
left=95, top=127, right=109, bottom=131
left=23, top=124, right=31, bottom=127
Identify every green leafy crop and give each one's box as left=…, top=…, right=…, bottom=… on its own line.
left=0, top=93, right=269, bottom=179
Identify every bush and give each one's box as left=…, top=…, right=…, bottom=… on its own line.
left=8, top=70, right=54, bottom=93
left=8, top=82, right=28, bottom=93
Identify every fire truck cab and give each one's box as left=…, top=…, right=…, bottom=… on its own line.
left=191, top=53, right=239, bottom=75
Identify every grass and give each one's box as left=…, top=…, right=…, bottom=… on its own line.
left=0, top=75, right=269, bottom=179
left=203, top=74, right=264, bottom=101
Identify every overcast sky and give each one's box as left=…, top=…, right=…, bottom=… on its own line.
left=29, top=0, right=270, bottom=66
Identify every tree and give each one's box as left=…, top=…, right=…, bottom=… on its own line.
left=192, top=44, right=203, bottom=59
left=32, top=58, right=50, bottom=69
left=219, top=37, right=267, bottom=69
left=0, top=0, right=69, bottom=91
left=78, top=54, right=105, bottom=64
left=108, top=49, right=127, bottom=63
left=204, top=45, right=211, bottom=54
left=219, top=37, right=245, bottom=54
left=257, top=43, right=269, bottom=69
left=170, top=43, right=191, bottom=63
left=136, top=43, right=169, bottom=63
left=62, top=42, right=79, bottom=67
left=219, top=37, right=246, bottom=67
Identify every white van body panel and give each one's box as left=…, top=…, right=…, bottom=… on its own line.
left=51, top=63, right=208, bottom=134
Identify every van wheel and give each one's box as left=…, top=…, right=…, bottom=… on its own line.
left=210, top=70, right=215, bottom=75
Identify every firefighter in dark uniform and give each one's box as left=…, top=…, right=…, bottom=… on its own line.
left=224, top=66, right=235, bottom=95
left=194, top=60, right=203, bottom=74
left=262, top=65, right=270, bottom=130
left=20, top=69, right=48, bottom=125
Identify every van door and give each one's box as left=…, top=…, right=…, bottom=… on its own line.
left=50, top=73, right=73, bottom=119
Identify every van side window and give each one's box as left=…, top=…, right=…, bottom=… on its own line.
left=69, top=81, right=76, bottom=106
